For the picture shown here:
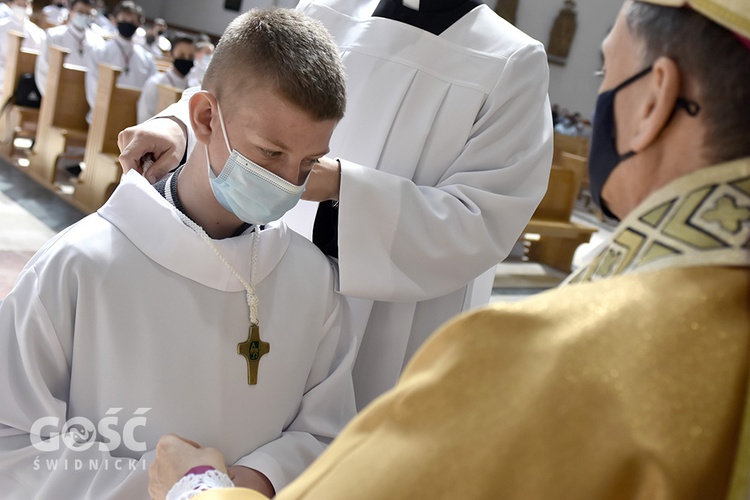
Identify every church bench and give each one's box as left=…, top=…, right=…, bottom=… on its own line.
left=155, top=57, right=173, bottom=73
left=552, top=132, right=589, bottom=164
left=28, top=45, right=88, bottom=187
left=72, top=63, right=139, bottom=213
left=155, top=82, right=183, bottom=115
left=559, top=149, right=605, bottom=222
left=0, top=31, right=40, bottom=160
left=519, top=155, right=597, bottom=273
left=523, top=218, right=596, bottom=273
left=553, top=134, right=605, bottom=221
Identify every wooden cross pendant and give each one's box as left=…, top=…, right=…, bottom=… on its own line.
left=237, top=323, right=270, bottom=385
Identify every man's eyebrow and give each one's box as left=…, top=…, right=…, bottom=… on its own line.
left=256, top=137, right=329, bottom=159
left=307, top=149, right=330, bottom=159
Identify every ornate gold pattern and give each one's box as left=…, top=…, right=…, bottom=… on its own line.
left=568, top=159, right=750, bottom=284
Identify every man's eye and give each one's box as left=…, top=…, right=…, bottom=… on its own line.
left=262, top=149, right=280, bottom=158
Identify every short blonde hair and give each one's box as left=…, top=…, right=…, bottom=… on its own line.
left=202, top=8, right=346, bottom=122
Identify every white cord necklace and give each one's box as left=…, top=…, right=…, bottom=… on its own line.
left=165, top=172, right=269, bottom=385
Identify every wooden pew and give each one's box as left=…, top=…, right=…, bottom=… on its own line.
left=72, top=63, right=139, bottom=213
left=0, top=31, right=40, bottom=159
left=558, top=151, right=588, bottom=197
left=552, top=132, right=589, bottom=165
left=520, top=154, right=597, bottom=273
left=155, top=82, right=183, bottom=115
left=560, top=149, right=606, bottom=222
left=28, top=45, right=88, bottom=187
left=155, top=57, right=173, bottom=73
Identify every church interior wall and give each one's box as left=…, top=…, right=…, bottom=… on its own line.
left=139, top=0, right=166, bottom=21
left=487, top=0, right=621, bottom=119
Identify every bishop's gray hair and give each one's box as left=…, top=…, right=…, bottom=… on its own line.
left=202, top=8, right=346, bottom=122
left=627, top=2, right=750, bottom=164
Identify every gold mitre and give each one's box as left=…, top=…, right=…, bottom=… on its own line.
left=637, top=0, right=750, bottom=40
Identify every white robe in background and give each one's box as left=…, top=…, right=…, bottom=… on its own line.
left=85, top=36, right=156, bottom=119
left=35, top=23, right=103, bottom=96
left=0, top=171, right=357, bottom=499
left=0, top=3, right=12, bottom=21
left=137, top=68, right=187, bottom=124
left=0, top=14, right=45, bottom=90
left=164, top=0, right=553, bottom=409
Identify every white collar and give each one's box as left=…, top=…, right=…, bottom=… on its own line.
left=97, top=171, right=291, bottom=292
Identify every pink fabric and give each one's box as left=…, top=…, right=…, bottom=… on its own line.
left=185, top=465, right=216, bottom=477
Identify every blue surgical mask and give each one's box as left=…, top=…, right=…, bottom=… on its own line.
left=206, top=101, right=307, bottom=225
left=589, top=66, right=700, bottom=219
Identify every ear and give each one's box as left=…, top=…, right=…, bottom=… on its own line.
left=630, top=56, right=681, bottom=152
left=189, top=91, right=216, bottom=146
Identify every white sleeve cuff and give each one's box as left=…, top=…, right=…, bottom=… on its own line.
left=166, top=469, right=235, bottom=500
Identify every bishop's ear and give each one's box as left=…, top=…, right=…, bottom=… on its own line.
left=630, top=56, right=682, bottom=152
left=188, top=91, right=217, bottom=146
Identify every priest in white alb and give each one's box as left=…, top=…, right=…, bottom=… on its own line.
left=119, top=0, right=554, bottom=411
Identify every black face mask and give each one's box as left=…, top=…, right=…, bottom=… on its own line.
left=117, top=21, right=138, bottom=39
left=588, top=66, right=700, bottom=219
left=173, top=58, right=194, bottom=77
left=145, top=34, right=155, bottom=45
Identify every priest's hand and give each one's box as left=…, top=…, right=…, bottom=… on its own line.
left=226, top=465, right=275, bottom=498
left=148, top=434, right=226, bottom=500
left=302, top=156, right=341, bottom=202
left=118, top=116, right=187, bottom=185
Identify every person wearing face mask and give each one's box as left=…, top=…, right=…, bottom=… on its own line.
left=153, top=18, right=171, bottom=52
left=0, top=0, right=45, bottom=90
left=0, top=8, right=355, bottom=500
left=137, top=34, right=195, bottom=124
left=121, top=0, right=554, bottom=420
left=146, top=0, right=750, bottom=499
left=42, top=0, right=68, bottom=25
left=135, top=18, right=172, bottom=59
left=84, top=0, right=155, bottom=122
left=35, top=0, right=103, bottom=97
left=89, top=0, right=115, bottom=37
left=186, top=40, right=214, bottom=89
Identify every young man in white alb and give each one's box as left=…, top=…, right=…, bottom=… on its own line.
left=84, top=0, right=154, bottom=120
left=35, top=0, right=103, bottom=96
left=0, top=8, right=355, bottom=499
left=137, top=34, right=194, bottom=124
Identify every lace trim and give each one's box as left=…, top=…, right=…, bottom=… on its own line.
left=166, top=469, right=235, bottom=500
